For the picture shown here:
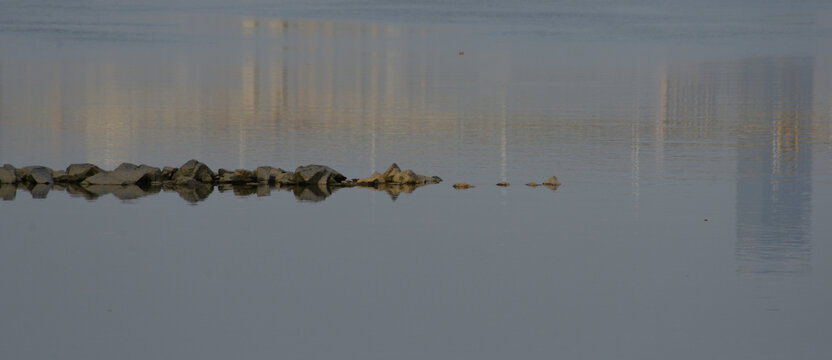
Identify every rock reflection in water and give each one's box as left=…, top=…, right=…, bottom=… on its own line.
left=291, top=184, right=337, bottom=202
left=2, top=182, right=353, bottom=203
left=0, top=183, right=17, bottom=200
left=358, top=183, right=425, bottom=201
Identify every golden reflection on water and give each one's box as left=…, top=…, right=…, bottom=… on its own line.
left=1, top=18, right=832, bottom=276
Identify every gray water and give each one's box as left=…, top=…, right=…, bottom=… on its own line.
left=2, top=1, right=832, bottom=359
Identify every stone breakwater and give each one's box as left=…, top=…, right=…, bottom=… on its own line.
left=0, top=161, right=444, bottom=202
left=1, top=160, right=560, bottom=202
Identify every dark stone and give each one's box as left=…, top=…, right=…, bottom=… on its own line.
left=255, top=166, right=293, bottom=184
left=21, top=166, right=54, bottom=184
left=173, top=160, right=215, bottom=184
left=293, top=165, right=346, bottom=186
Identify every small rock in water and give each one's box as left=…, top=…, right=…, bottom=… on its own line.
left=526, top=182, right=539, bottom=187
left=453, top=182, right=474, bottom=189
left=496, top=181, right=509, bottom=187
left=542, top=176, right=561, bottom=186
left=217, top=169, right=257, bottom=184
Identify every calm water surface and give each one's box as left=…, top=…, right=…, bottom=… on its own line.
left=1, top=1, right=832, bottom=359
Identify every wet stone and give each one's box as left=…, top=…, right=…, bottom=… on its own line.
left=453, top=182, right=474, bottom=189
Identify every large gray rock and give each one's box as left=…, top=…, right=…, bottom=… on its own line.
left=172, top=160, right=215, bottom=184
left=217, top=168, right=257, bottom=184
left=58, top=163, right=103, bottom=183
left=82, top=163, right=162, bottom=186
left=20, top=166, right=54, bottom=184
left=0, top=165, right=18, bottom=184
left=293, top=165, right=346, bottom=186
left=255, top=166, right=294, bottom=185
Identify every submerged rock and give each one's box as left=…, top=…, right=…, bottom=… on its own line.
left=0, top=165, right=18, bottom=184
left=496, top=181, right=509, bottom=187
left=173, top=160, right=215, bottom=184
left=293, top=165, right=346, bottom=186
left=82, top=163, right=162, bottom=186
left=453, top=182, right=474, bottom=189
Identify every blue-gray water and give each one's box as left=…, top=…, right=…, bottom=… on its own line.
left=2, top=1, right=832, bottom=359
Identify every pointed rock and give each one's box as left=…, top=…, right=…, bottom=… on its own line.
left=173, top=160, right=215, bottom=184
left=542, top=176, right=561, bottom=186
left=381, top=163, right=402, bottom=182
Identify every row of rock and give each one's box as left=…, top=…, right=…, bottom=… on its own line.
left=3, top=161, right=560, bottom=195
left=0, top=161, right=353, bottom=187
left=451, top=176, right=562, bottom=190
left=1, top=160, right=446, bottom=190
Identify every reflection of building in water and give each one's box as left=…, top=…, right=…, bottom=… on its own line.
left=735, top=58, right=813, bottom=276
left=658, top=63, right=719, bottom=141
left=658, top=58, right=817, bottom=276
